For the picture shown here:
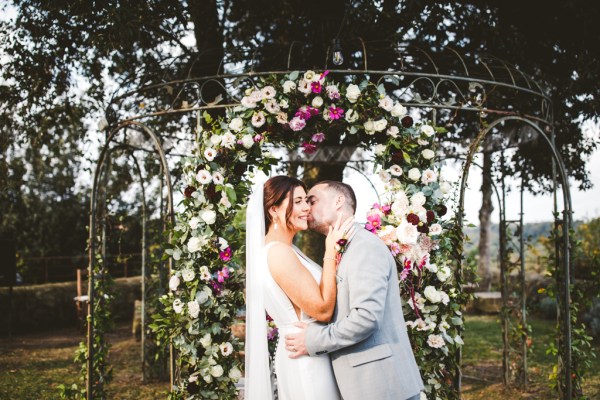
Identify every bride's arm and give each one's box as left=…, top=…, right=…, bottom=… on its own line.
left=268, top=216, right=354, bottom=322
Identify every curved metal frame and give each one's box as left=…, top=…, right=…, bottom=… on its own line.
left=87, top=53, right=576, bottom=398
left=87, top=121, right=175, bottom=399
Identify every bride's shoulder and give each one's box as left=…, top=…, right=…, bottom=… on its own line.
left=265, top=242, right=297, bottom=266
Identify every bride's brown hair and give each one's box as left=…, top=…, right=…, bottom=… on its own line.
left=263, top=176, right=307, bottom=232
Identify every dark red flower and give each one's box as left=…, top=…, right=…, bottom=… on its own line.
left=336, top=238, right=348, bottom=247
left=401, top=116, right=413, bottom=128
left=406, top=213, right=420, bottom=225
left=417, top=223, right=430, bottom=234
left=184, top=186, right=196, bottom=199
left=391, top=151, right=404, bottom=164
left=205, top=184, right=218, bottom=201
left=436, top=205, right=448, bottom=217
left=426, top=210, right=435, bottom=224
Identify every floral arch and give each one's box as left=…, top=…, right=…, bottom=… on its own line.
left=80, top=47, right=579, bottom=400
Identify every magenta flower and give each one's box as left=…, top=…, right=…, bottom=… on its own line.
left=311, top=81, right=322, bottom=93
left=390, top=242, right=401, bottom=256
left=253, top=134, right=263, bottom=142
left=319, top=70, right=330, bottom=80
left=267, top=326, right=279, bottom=341
left=219, top=247, right=232, bottom=262
left=302, top=142, right=318, bottom=154
left=400, top=268, right=409, bottom=281
left=289, top=116, right=307, bottom=131
left=365, top=213, right=381, bottom=233
left=311, top=132, right=325, bottom=143
left=295, top=106, right=312, bottom=120
left=308, top=106, right=319, bottom=116
left=328, top=105, right=345, bottom=120
left=217, top=266, right=230, bottom=283
left=211, top=281, right=223, bottom=295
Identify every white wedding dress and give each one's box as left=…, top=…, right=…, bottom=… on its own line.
left=262, top=242, right=341, bottom=400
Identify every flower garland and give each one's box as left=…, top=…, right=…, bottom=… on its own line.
left=153, top=70, right=463, bottom=399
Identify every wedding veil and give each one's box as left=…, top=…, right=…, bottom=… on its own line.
left=244, top=173, right=273, bottom=399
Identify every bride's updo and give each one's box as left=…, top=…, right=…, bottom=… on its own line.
left=263, top=176, right=307, bottom=232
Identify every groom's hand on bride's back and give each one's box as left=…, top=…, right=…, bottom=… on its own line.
left=285, top=322, right=308, bottom=358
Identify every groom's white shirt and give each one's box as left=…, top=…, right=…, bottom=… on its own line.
left=304, top=224, right=424, bottom=400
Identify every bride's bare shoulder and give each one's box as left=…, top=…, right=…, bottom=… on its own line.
left=266, top=242, right=298, bottom=270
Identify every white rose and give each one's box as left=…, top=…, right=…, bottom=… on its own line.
left=373, top=118, right=388, bottom=132
left=212, top=171, right=224, bottom=185
left=196, top=289, right=210, bottom=304
left=345, top=108, right=359, bottom=123
left=387, top=126, right=399, bottom=138
left=219, top=193, right=232, bottom=209
left=187, top=300, right=200, bottom=318
left=189, top=216, right=201, bottom=230
left=408, top=168, right=421, bottom=181
left=204, top=148, right=217, bottom=161
left=229, top=117, right=244, bottom=132
left=276, top=112, right=288, bottom=124
left=181, top=268, right=195, bottom=282
left=421, top=168, right=438, bottom=184
left=426, top=333, right=445, bottom=348
left=426, top=263, right=438, bottom=273
left=373, top=144, right=387, bottom=156
left=424, top=286, right=442, bottom=303
left=421, top=124, right=435, bottom=137
left=379, top=169, right=391, bottom=183
left=389, top=165, right=403, bottom=176
left=391, top=102, right=407, bottom=117
left=241, top=134, right=254, bottom=149
left=421, top=149, right=435, bottom=160
left=430, top=223, right=443, bottom=236
left=199, top=333, right=212, bottom=348
left=440, top=291, right=450, bottom=305
left=282, top=80, right=296, bottom=93
left=219, top=342, right=234, bottom=356
left=396, top=219, right=419, bottom=244
left=261, top=85, right=276, bottom=99
left=440, top=181, right=452, bottom=194
left=200, top=209, right=216, bottom=225
left=436, top=265, right=452, bottom=282
left=251, top=111, right=266, bottom=128
left=187, top=236, right=205, bottom=252
left=196, top=169, right=212, bottom=185
left=298, top=79, right=311, bottom=94
left=346, top=84, right=361, bottom=103
left=364, top=120, right=376, bottom=135
left=265, top=100, right=280, bottom=114
left=221, top=132, right=236, bottom=149
left=311, top=96, right=323, bottom=108
left=304, top=70, right=316, bottom=81
left=210, top=365, right=224, bottom=377
left=199, top=266, right=211, bottom=281
left=229, top=366, right=242, bottom=380
left=172, top=298, right=183, bottom=314
left=240, top=96, right=256, bottom=108
left=411, top=192, right=426, bottom=207
left=169, top=275, right=180, bottom=291
left=210, top=134, right=222, bottom=146
left=249, top=90, right=262, bottom=102
left=378, top=96, right=394, bottom=111
left=391, top=198, right=409, bottom=218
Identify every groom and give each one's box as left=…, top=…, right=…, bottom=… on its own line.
left=285, top=181, right=424, bottom=400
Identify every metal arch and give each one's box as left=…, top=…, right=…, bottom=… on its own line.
left=456, top=115, right=573, bottom=399
left=87, top=121, right=176, bottom=400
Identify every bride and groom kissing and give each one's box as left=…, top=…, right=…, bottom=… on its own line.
left=244, top=175, right=423, bottom=400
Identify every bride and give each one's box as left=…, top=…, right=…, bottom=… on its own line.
left=244, top=175, right=354, bottom=400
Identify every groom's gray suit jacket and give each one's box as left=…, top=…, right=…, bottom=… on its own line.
left=305, top=225, right=424, bottom=400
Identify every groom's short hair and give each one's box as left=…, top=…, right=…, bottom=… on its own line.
left=317, top=180, right=357, bottom=214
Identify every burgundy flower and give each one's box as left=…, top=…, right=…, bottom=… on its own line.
left=391, top=151, right=404, bottom=164
left=436, top=205, right=448, bottom=217
left=205, top=183, right=218, bottom=201
left=266, top=313, right=273, bottom=322
left=184, top=186, right=197, bottom=199
left=401, top=116, right=413, bottom=128
left=417, top=223, right=430, bottom=234
left=426, top=210, right=435, bottom=224
left=336, top=238, right=348, bottom=247
left=406, top=213, right=420, bottom=225
left=302, top=142, right=318, bottom=154
left=211, top=281, right=223, bottom=295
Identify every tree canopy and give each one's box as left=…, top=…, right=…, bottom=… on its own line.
left=1, top=0, right=599, bottom=260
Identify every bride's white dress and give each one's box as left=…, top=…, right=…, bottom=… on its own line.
left=263, top=242, right=341, bottom=400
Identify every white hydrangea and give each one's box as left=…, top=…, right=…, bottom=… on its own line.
left=187, top=236, right=206, bottom=252
left=229, top=117, right=244, bottom=132
left=187, top=300, right=200, bottom=318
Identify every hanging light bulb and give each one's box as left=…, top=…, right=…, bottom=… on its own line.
left=332, top=38, right=344, bottom=66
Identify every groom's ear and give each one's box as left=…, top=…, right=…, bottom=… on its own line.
left=334, top=194, right=346, bottom=211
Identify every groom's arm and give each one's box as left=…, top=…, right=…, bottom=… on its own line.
left=304, top=238, right=391, bottom=355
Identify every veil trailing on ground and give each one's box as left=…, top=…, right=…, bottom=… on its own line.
left=244, top=172, right=273, bottom=399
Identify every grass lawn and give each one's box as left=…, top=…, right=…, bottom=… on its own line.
left=0, top=315, right=598, bottom=399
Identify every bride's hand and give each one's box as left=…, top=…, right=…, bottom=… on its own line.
left=325, top=214, right=355, bottom=253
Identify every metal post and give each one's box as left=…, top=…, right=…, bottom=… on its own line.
left=520, top=182, right=527, bottom=388
left=499, top=154, right=509, bottom=386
